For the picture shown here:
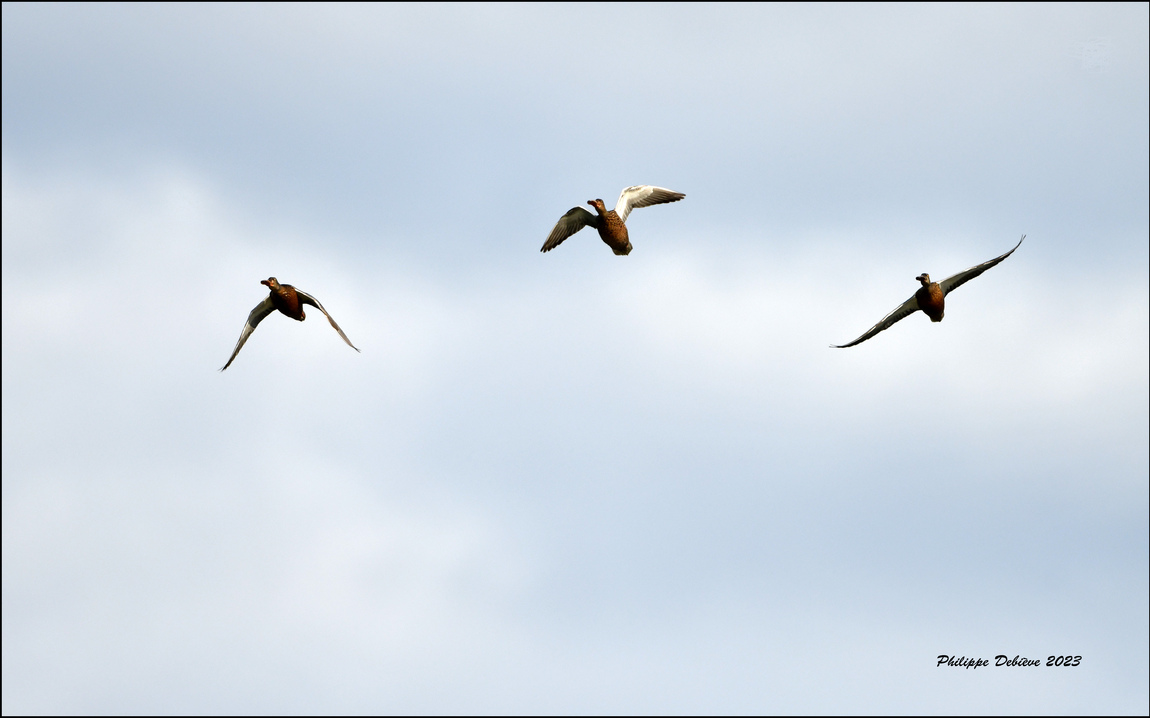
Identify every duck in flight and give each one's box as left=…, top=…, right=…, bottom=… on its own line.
left=541, top=185, right=685, bottom=255
left=221, top=277, right=359, bottom=370
left=832, top=235, right=1026, bottom=348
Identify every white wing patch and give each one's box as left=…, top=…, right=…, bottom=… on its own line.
left=613, top=185, right=685, bottom=223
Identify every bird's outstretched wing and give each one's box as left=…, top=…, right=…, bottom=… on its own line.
left=542, top=206, right=600, bottom=252
left=296, top=289, right=360, bottom=352
left=939, top=235, right=1025, bottom=297
left=221, top=297, right=276, bottom=370
left=832, top=293, right=921, bottom=348
left=614, top=186, right=685, bottom=223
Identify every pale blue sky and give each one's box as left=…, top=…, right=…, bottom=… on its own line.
left=3, top=4, right=1147, bottom=714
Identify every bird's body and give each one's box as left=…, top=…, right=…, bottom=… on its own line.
left=542, top=185, right=684, bottom=255
left=832, top=235, right=1025, bottom=348
left=221, top=277, right=359, bottom=370
left=591, top=199, right=633, bottom=255
left=266, top=279, right=305, bottom=321
left=915, top=277, right=946, bottom=323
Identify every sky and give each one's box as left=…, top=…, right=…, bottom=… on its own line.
left=2, top=3, right=1147, bottom=714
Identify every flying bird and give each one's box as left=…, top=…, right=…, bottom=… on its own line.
left=541, top=185, right=685, bottom=255
left=832, top=235, right=1026, bottom=348
left=221, top=277, right=359, bottom=370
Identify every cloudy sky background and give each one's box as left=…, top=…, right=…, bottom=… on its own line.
left=3, top=3, right=1147, bottom=714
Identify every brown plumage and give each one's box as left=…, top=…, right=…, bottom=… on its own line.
left=915, top=275, right=946, bottom=323
left=832, top=235, right=1025, bottom=348
left=221, top=277, right=359, bottom=370
left=541, top=185, right=685, bottom=255
left=589, top=198, right=632, bottom=255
